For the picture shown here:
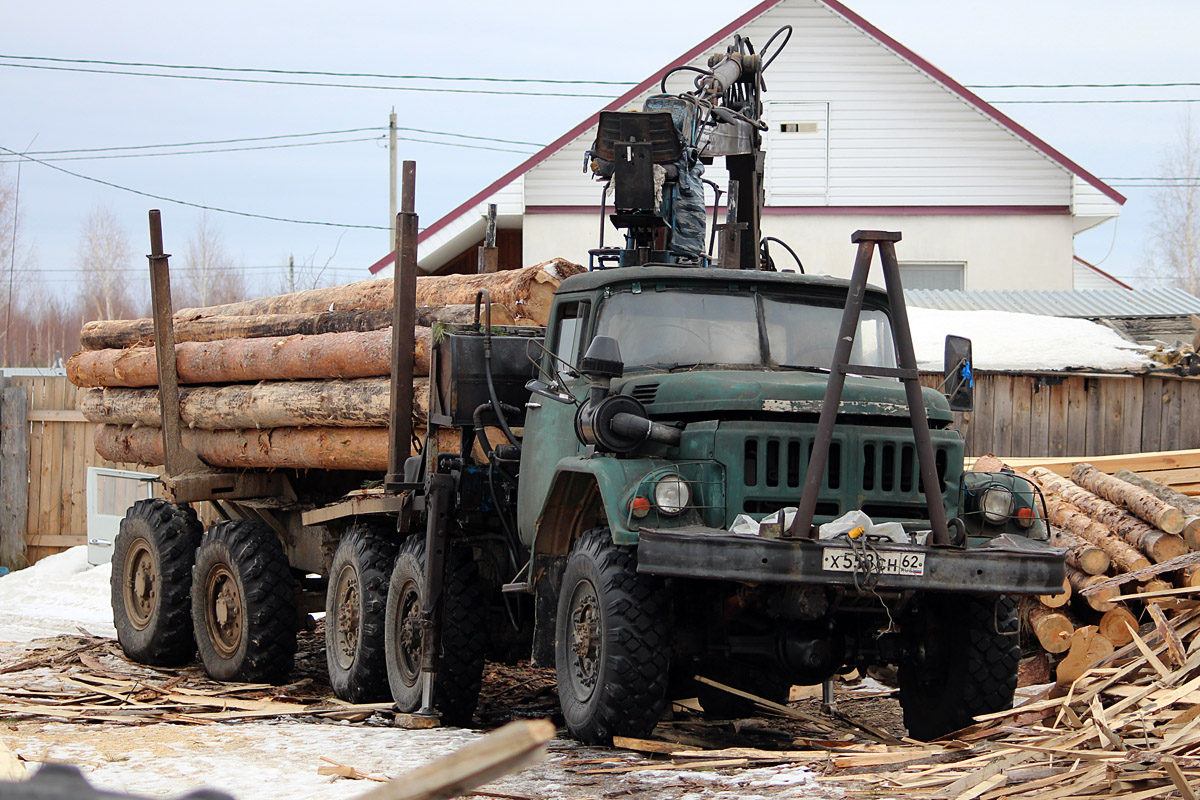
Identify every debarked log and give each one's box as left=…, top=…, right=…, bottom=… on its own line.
left=1070, top=462, right=1185, bottom=535
left=79, top=378, right=430, bottom=429
left=80, top=309, right=394, bottom=351
left=68, top=328, right=431, bottom=388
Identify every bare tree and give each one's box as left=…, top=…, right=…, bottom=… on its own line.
left=78, top=203, right=135, bottom=320
left=176, top=213, right=246, bottom=308
left=1145, top=117, right=1200, bottom=293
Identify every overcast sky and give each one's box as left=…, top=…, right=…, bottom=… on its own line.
left=4, top=0, right=1198, bottom=299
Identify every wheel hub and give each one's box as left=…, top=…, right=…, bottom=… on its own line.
left=204, top=565, right=243, bottom=659
left=395, top=579, right=422, bottom=683
left=123, top=539, right=157, bottom=630
left=568, top=581, right=601, bottom=697
left=332, top=565, right=361, bottom=670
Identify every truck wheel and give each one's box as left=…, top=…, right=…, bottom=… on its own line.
left=110, top=499, right=202, bottom=666
left=384, top=536, right=486, bottom=726
left=191, top=519, right=297, bottom=683
left=695, top=659, right=791, bottom=718
left=555, top=528, right=671, bottom=745
left=898, top=594, right=1019, bottom=740
left=326, top=524, right=398, bottom=702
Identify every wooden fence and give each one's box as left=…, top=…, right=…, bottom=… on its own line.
left=920, top=371, right=1200, bottom=460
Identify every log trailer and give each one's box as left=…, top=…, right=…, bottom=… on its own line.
left=110, top=25, right=1066, bottom=743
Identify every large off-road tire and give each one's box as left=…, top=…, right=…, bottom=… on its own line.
left=326, top=523, right=399, bottom=702
left=695, top=658, right=792, bottom=719
left=898, top=594, right=1020, bottom=740
left=191, top=519, right=297, bottom=683
left=555, top=528, right=672, bottom=745
left=110, top=499, right=202, bottom=666
left=384, top=535, right=486, bottom=726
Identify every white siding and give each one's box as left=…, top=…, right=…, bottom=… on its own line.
left=1073, top=259, right=1128, bottom=290
left=524, top=0, right=1077, bottom=210
left=1072, top=176, right=1122, bottom=234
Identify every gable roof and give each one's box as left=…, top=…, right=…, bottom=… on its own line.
left=370, top=0, right=1125, bottom=274
left=1073, top=256, right=1134, bottom=291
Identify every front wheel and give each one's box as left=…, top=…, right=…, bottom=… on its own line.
left=384, top=536, right=486, bottom=726
left=898, top=594, right=1019, bottom=740
left=191, top=520, right=297, bottom=683
left=554, top=528, right=672, bottom=745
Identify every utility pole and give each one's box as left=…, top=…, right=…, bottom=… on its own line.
left=389, top=110, right=398, bottom=252
left=288, top=255, right=295, bottom=293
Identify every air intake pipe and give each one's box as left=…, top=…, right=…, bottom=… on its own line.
left=574, top=336, right=682, bottom=454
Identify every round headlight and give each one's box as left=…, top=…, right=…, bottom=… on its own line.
left=981, top=486, right=1015, bottom=524
left=652, top=475, right=690, bottom=515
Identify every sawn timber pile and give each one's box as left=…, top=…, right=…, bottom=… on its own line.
left=68, top=259, right=582, bottom=471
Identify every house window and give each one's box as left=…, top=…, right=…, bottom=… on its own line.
left=898, top=262, right=965, bottom=290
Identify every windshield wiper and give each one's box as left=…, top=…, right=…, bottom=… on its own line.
left=775, top=364, right=830, bottom=374
left=664, top=362, right=706, bottom=373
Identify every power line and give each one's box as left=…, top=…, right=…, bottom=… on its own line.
left=0, top=53, right=636, bottom=86
left=968, top=81, right=1200, bottom=89
left=0, top=136, right=386, bottom=164
left=0, top=61, right=616, bottom=98
left=0, top=145, right=390, bottom=230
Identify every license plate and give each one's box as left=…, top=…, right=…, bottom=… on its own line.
left=821, top=547, right=926, bottom=577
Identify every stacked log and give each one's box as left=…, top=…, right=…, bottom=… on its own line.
left=975, top=455, right=1200, bottom=686
left=72, top=259, right=583, bottom=471
left=1113, top=468, right=1200, bottom=550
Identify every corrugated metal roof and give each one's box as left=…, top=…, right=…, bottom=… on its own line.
left=904, top=288, right=1200, bottom=318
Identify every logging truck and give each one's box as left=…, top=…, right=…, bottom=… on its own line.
left=100, top=25, right=1067, bottom=743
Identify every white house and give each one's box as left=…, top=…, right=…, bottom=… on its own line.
left=373, top=0, right=1125, bottom=291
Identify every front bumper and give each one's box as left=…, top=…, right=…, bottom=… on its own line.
left=636, top=527, right=1066, bottom=595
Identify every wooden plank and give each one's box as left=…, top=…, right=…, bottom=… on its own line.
left=1183, top=380, right=1200, bottom=451
left=1142, top=377, right=1164, bottom=454
left=1065, top=376, right=1088, bottom=457
left=992, top=375, right=1014, bottom=457
left=1010, top=376, right=1033, bottom=457
left=972, top=373, right=995, bottom=457
left=38, top=379, right=65, bottom=549
left=1101, top=377, right=1126, bottom=456
left=1045, top=379, right=1068, bottom=458
left=1162, top=378, right=1183, bottom=452
left=0, top=387, right=30, bottom=570
left=1002, top=448, right=1200, bottom=475
left=1085, top=377, right=1103, bottom=456
left=1121, top=375, right=1144, bottom=455
left=26, top=409, right=88, bottom=422
left=25, top=534, right=87, bottom=548
left=66, top=385, right=88, bottom=550
left=24, top=383, right=43, bottom=553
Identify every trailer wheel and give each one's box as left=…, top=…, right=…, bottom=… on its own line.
left=554, top=528, right=671, bottom=745
left=110, top=499, right=202, bottom=666
left=384, top=535, right=486, bottom=725
left=898, top=594, right=1019, bottom=740
left=326, top=523, right=398, bottom=702
left=191, top=519, right=297, bottom=683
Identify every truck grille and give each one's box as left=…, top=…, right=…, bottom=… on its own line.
left=721, top=422, right=960, bottom=525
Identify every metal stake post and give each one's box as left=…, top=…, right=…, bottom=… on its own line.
left=477, top=204, right=498, bottom=274
left=386, top=162, right=418, bottom=490
left=787, top=230, right=951, bottom=546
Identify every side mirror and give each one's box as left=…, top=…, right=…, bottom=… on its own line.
left=525, top=378, right=573, bottom=405
left=944, top=335, right=974, bottom=412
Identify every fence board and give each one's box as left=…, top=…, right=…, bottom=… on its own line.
left=1100, top=378, right=1126, bottom=456
left=972, top=374, right=995, bottom=456
left=1046, top=380, right=1068, bottom=457
left=1162, top=379, right=1183, bottom=452
left=1065, top=377, right=1087, bottom=456
left=1010, top=377, right=1033, bottom=457
left=1085, top=378, right=1104, bottom=457
left=1181, top=380, right=1200, bottom=451
left=1029, top=380, right=1051, bottom=457
left=1142, top=377, right=1164, bottom=454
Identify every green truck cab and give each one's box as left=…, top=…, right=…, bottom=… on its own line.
left=512, top=265, right=1062, bottom=742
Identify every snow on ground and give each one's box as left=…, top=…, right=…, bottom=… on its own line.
left=909, top=307, right=1151, bottom=372
left=0, top=552, right=834, bottom=800
left=0, top=547, right=116, bottom=643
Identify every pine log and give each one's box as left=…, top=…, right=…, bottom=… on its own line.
left=1066, top=564, right=1117, bottom=612
left=1180, top=565, right=1200, bottom=588
left=1022, top=599, right=1074, bottom=654
left=174, top=259, right=582, bottom=323
left=1055, top=625, right=1114, bottom=685
left=67, top=328, right=431, bottom=388
left=1139, top=579, right=1181, bottom=611
left=415, top=304, right=518, bottom=327
left=1049, top=528, right=1110, bottom=575
left=1030, top=468, right=1188, bottom=564
left=79, top=309, right=395, bottom=351
left=1114, top=468, right=1200, bottom=544
left=1043, top=495, right=1151, bottom=573
left=1097, top=607, right=1138, bottom=647
left=79, top=378, right=431, bottom=429
left=94, top=422, right=503, bottom=471
left=1038, top=575, right=1071, bottom=608
left=1070, top=462, right=1185, bottom=534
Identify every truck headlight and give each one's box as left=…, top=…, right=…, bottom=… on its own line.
left=981, top=486, right=1014, bottom=524
left=653, top=475, right=690, bottom=515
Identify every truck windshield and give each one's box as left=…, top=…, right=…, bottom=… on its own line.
left=593, top=289, right=897, bottom=372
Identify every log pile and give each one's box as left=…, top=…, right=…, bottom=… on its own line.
left=68, top=259, right=582, bottom=471
left=974, top=454, right=1200, bottom=688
